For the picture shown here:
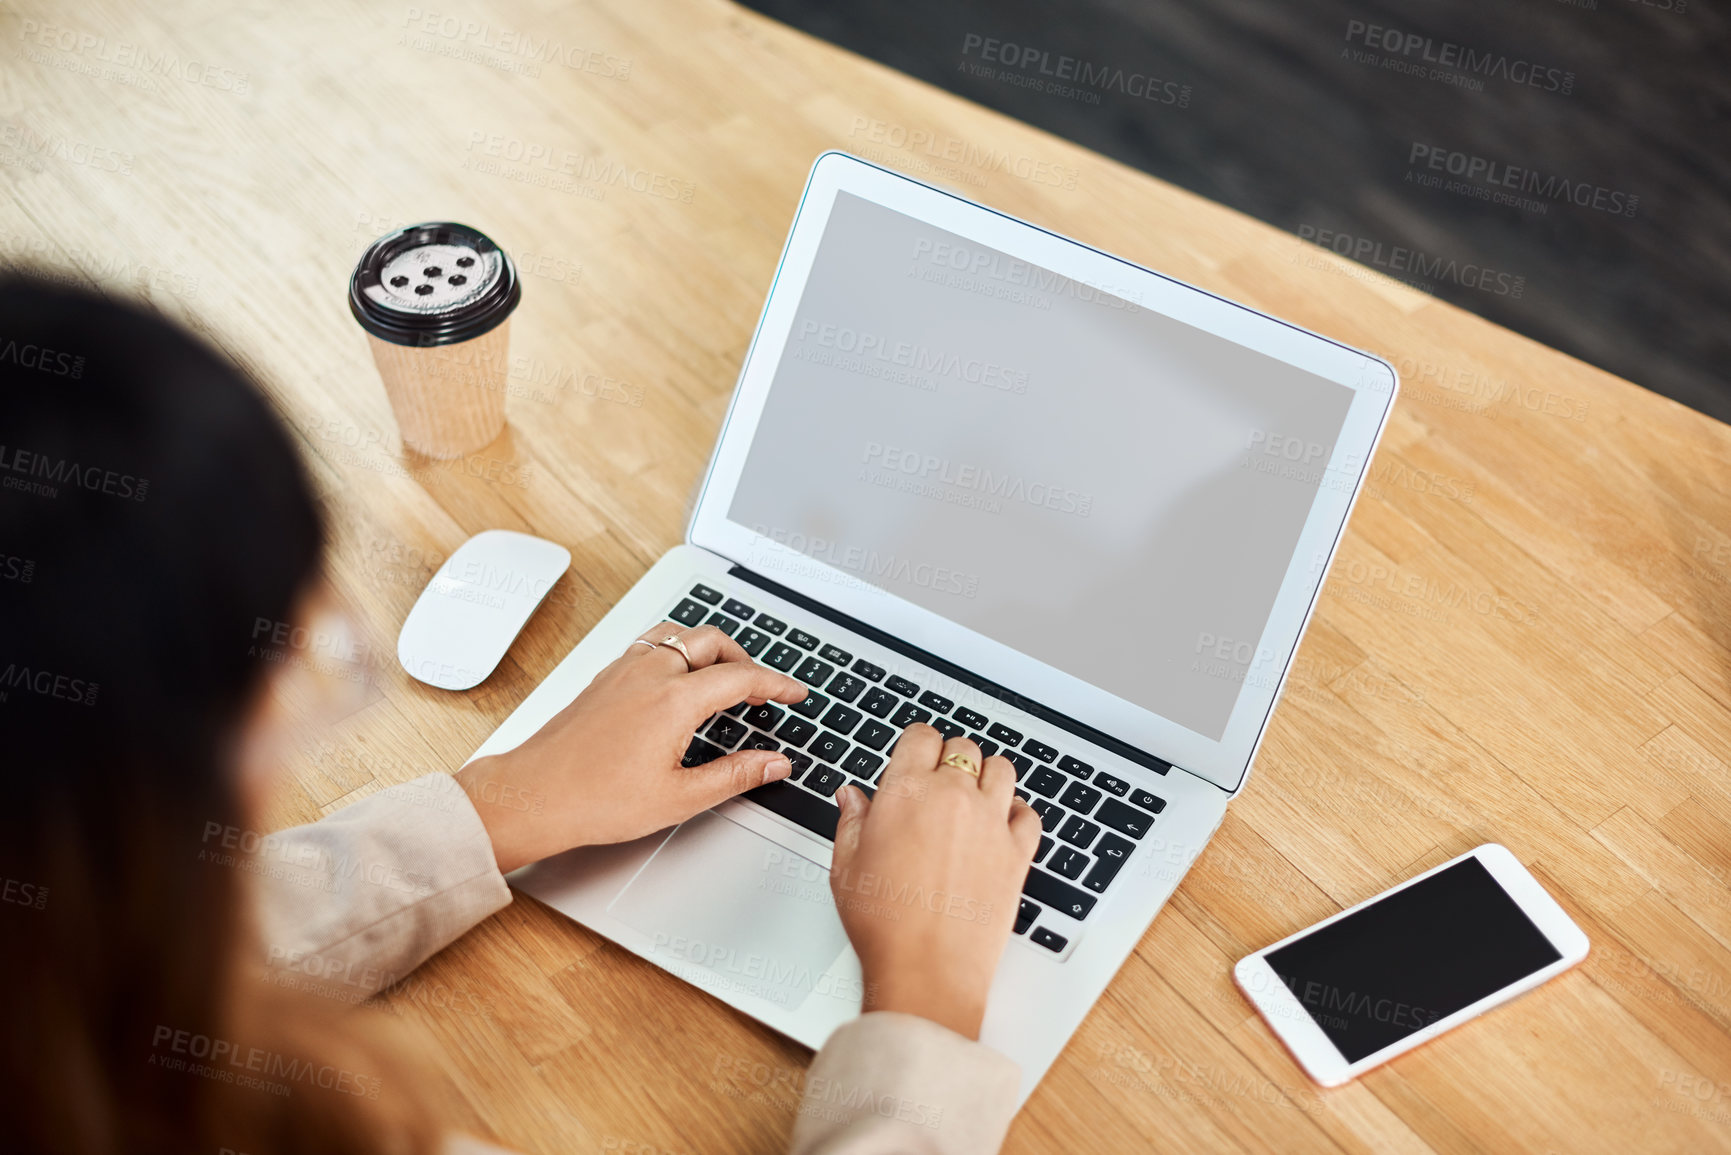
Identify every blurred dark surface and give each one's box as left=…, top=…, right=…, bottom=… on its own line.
left=740, top=0, right=1731, bottom=422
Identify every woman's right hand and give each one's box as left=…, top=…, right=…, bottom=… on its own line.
left=829, top=725, right=1043, bottom=1040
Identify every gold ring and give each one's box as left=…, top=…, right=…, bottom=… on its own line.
left=939, top=752, right=981, bottom=778
left=655, top=635, right=694, bottom=671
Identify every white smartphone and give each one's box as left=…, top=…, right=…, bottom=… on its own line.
left=1234, top=844, right=1589, bottom=1086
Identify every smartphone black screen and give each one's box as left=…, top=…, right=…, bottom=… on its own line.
left=1265, top=857, right=1562, bottom=1062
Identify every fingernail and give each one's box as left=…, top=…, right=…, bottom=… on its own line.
left=767, top=756, right=792, bottom=781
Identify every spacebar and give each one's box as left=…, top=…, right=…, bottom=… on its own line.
left=742, top=780, right=838, bottom=841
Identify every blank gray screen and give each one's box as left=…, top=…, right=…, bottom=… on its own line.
left=728, top=192, right=1354, bottom=740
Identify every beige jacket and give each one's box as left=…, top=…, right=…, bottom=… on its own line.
left=253, top=772, right=1020, bottom=1154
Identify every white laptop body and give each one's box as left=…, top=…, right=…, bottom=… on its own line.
left=467, top=152, right=1397, bottom=1104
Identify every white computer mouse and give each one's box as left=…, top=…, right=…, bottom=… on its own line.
left=397, top=529, right=572, bottom=690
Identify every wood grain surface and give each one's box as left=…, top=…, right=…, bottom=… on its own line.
left=4, top=0, right=1729, bottom=1151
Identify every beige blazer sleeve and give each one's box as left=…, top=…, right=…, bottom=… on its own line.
left=252, top=773, right=1019, bottom=1155
left=250, top=772, right=511, bottom=995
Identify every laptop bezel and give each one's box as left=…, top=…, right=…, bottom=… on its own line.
left=687, top=151, right=1397, bottom=795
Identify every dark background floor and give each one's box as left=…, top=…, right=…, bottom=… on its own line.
left=741, top=0, right=1731, bottom=422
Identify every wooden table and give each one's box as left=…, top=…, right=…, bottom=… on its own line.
left=8, top=0, right=1731, bottom=1150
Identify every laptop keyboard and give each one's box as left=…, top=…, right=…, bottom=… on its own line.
left=664, top=581, right=1170, bottom=958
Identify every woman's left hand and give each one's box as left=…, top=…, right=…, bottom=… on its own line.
left=454, top=623, right=808, bottom=873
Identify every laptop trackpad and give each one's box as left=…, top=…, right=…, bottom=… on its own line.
left=607, top=809, right=850, bottom=1012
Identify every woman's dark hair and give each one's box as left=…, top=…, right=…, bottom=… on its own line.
left=0, top=276, right=436, bottom=1154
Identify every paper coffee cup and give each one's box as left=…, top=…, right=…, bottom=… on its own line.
left=348, top=222, right=522, bottom=459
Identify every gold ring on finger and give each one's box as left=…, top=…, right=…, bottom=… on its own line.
left=940, top=752, right=981, bottom=778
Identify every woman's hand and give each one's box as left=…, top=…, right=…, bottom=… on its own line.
left=454, top=623, right=808, bottom=873
left=829, top=725, right=1043, bottom=1040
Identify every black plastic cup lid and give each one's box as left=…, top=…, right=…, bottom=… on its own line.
left=349, top=221, right=521, bottom=347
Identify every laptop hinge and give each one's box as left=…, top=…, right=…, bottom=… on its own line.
left=728, top=564, right=1171, bottom=776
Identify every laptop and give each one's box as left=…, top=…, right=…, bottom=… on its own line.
left=468, top=151, right=1397, bottom=1103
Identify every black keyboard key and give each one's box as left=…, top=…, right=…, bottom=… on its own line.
left=1024, top=739, right=1059, bottom=764
left=852, top=659, right=886, bottom=681
left=724, top=701, right=749, bottom=716
left=774, top=717, right=817, bottom=747
left=855, top=782, right=876, bottom=799
left=794, top=657, right=835, bottom=687
left=722, top=598, right=755, bottom=620
left=1130, top=789, right=1168, bottom=815
left=790, top=690, right=830, bottom=719
left=953, top=707, right=989, bottom=730
left=1004, top=751, right=1032, bottom=777
left=885, top=675, right=920, bottom=697
left=842, top=748, right=883, bottom=779
left=918, top=691, right=954, bottom=713
left=742, top=733, right=780, bottom=752
left=971, top=736, right=999, bottom=758
left=689, top=584, right=722, bottom=604
left=745, top=778, right=838, bottom=837
left=931, top=718, right=965, bottom=740
left=706, top=716, right=748, bottom=747
left=734, top=628, right=770, bottom=657
left=787, top=629, right=820, bottom=651
left=1015, top=788, right=1031, bottom=802
left=810, top=732, right=849, bottom=764
left=784, top=751, right=812, bottom=781
left=819, top=643, right=852, bottom=665
left=763, top=642, right=801, bottom=672
left=891, top=702, right=932, bottom=729
left=1058, top=755, right=1093, bottom=780
left=1015, top=899, right=1040, bottom=935
left=1035, top=835, right=1053, bottom=863
left=1060, top=781, right=1102, bottom=814
left=1082, top=834, right=1135, bottom=893
left=1023, top=869, right=1097, bottom=920
left=860, top=688, right=897, bottom=717
left=706, top=612, right=740, bottom=636
left=742, top=703, right=784, bottom=730
left=1058, top=816, right=1101, bottom=850
left=1030, top=799, right=1064, bottom=832
left=987, top=722, right=1023, bottom=747
left=1049, top=847, right=1089, bottom=880
left=822, top=704, right=863, bottom=735
left=1095, top=773, right=1130, bottom=796
left=806, top=766, right=846, bottom=798
left=854, top=720, right=896, bottom=750
left=682, top=737, right=726, bottom=767
left=754, top=613, right=786, bottom=635
left=670, top=598, right=708, bottom=627
left=1032, top=927, right=1069, bottom=952
left=1096, top=798, right=1153, bottom=839
left=1027, top=766, right=1065, bottom=798
left=827, top=673, right=866, bottom=703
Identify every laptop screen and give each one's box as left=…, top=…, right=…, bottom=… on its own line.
left=727, top=191, right=1355, bottom=742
